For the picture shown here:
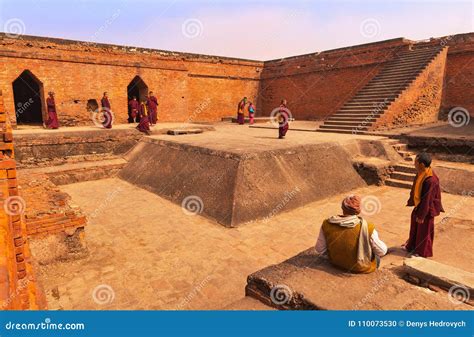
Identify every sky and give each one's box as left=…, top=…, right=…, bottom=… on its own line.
left=0, top=0, right=473, bottom=60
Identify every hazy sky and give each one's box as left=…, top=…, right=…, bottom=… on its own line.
left=0, top=0, right=472, bottom=60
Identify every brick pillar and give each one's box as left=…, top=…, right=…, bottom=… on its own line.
left=0, top=90, right=45, bottom=310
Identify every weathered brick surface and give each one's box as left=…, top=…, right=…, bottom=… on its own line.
left=0, top=90, right=46, bottom=310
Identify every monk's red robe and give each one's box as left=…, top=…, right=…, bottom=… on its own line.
left=237, top=100, right=245, bottom=124
left=128, top=99, right=139, bottom=122
left=46, top=97, right=59, bottom=129
left=406, top=174, right=443, bottom=257
left=101, top=97, right=112, bottom=129
left=278, top=104, right=289, bottom=138
left=136, top=104, right=150, bottom=134
left=147, top=96, right=158, bottom=125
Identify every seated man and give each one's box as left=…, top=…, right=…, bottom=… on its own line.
left=315, top=195, right=387, bottom=273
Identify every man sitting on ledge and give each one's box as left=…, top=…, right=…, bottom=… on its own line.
left=315, top=195, right=388, bottom=273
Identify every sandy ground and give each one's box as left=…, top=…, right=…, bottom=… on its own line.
left=36, top=179, right=473, bottom=310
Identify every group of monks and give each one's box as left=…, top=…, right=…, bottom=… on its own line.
left=316, top=152, right=443, bottom=273
left=237, top=97, right=290, bottom=139
left=42, top=91, right=159, bottom=135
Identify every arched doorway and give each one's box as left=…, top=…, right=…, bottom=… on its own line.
left=12, top=70, right=45, bottom=125
left=127, top=76, right=148, bottom=103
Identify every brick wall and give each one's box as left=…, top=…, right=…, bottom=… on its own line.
left=0, top=90, right=45, bottom=310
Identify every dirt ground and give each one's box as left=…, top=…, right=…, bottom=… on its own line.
left=36, top=178, right=473, bottom=310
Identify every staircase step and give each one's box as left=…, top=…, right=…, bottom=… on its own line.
left=320, top=125, right=368, bottom=131
left=391, top=143, right=408, bottom=151
left=328, top=117, right=377, bottom=122
left=317, top=128, right=366, bottom=135
left=391, top=171, right=415, bottom=182
left=398, top=150, right=414, bottom=158
left=386, top=178, right=412, bottom=189
left=393, top=164, right=416, bottom=174
left=324, top=121, right=373, bottom=127
left=332, top=113, right=382, bottom=118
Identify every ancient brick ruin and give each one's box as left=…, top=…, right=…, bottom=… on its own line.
left=0, top=32, right=473, bottom=310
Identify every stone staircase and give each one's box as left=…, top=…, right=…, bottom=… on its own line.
left=318, top=46, right=445, bottom=134
left=385, top=139, right=416, bottom=189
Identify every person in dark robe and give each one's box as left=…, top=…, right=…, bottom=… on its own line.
left=237, top=97, right=247, bottom=125
left=146, top=91, right=159, bottom=126
left=403, top=152, right=443, bottom=257
left=278, top=99, right=290, bottom=139
left=45, top=91, right=59, bottom=129
left=136, top=101, right=151, bottom=135
left=128, top=96, right=139, bottom=123
left=101, top=92, right=113, bottom=129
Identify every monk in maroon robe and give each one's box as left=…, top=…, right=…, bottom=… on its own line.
left=101, top=92, right=113, bottom=129
left=278, top=99, right=290, bottom=139
left=404, top=152, right=443, bottom=257
left=128, top=96, right=139, bottom=123
left=146, top=91, right=158, bottom=125
left=237, top=97, right=247, bottom=125
left=45, top=91, right=59, bottom=129
left=136, top=101, right=150, bottom=135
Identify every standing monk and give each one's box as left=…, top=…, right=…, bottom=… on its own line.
left=278, top=99, right=290, bottom=139
left=136, top=100, right=150, bottom=135
left=101, top=92, right=113, bottom=129
left=45, top=91, right=59, bottom=129
left=403, top=152, right=443, bottom=257
left=147, top=91, right=158, bottom=126
left=128, top=96, right=139, bottom=123
left=237, top=97, right=247, bottom=125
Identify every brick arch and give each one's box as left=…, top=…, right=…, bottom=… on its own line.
left=12, top=70, right=45, bottom=125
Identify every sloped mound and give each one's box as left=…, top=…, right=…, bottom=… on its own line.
left=119, top=138, right=367, bottom=227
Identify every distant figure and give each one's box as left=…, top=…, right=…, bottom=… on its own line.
left=278, top=99, right=289, bottom=139
left=403, top=152, right=443, bottom=257
left=147, top=91, right=159, bottom=125
left=237, top=97, right=247, bottom=125
left=128, top=96, right=139, bottom=123
left=101, top=92, right=113, bottom=129
left=248, top=102, right=255, bottom=125
left=45, top=91, right=59, bottom=129
left=136, top=101, right=150, bottom=135
left=315, top=195, right=388, bottom=273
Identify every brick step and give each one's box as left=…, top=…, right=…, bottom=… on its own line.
left=338, top=108, right=386, bottom=113
left=391, top=171, right=415, bottom=182
left=396, top=50, right=441, bottom=58
left=391, top=143, right=408, bottom=151
left=328, top=116, right=378, bottom=122
left=347, top=97, right=396, bottom=103
left=323, top=121, right=373, bottom=127
left=351, top=94, right=400, bottom=101
left=381, top=63, right=427, bottom=72
left=393, top=164, right=416, bottom=174
left=398, top=150, right=415, bottom=158
left=380, top=66, right=425, bottom=74
left=386, top=178, right=412, bottom=189
left=344, top=100, right=394, bottom=106
left=370, top=74, right=419, bottom=82
left=365, top=79, right=412, bottom=87
left=356, top=89, right=402, bottom=96
left=320, top=125, right=368, bottom=131
left=340, top=105, right=390, bottom=110
left=387, top=54, right=435, bottom=63
left=332, top=113, right=382, bottom=119
left=316, top=128, right=366, bottom=135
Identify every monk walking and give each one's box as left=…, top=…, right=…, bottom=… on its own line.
left=128, top=96, right=139, bottom=123
left=278, top=99, right=290, bottom=139
left=101, top=92, right=113, bottom=129
left=136, top=100, right=151, bottom=135
left=147, top=91, right=158, bottom=126
left=45, top=91, right=59, bottom=129
left=237, top=97, right=247, bottom=125
left=403, top=152, right=443, bottom=257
